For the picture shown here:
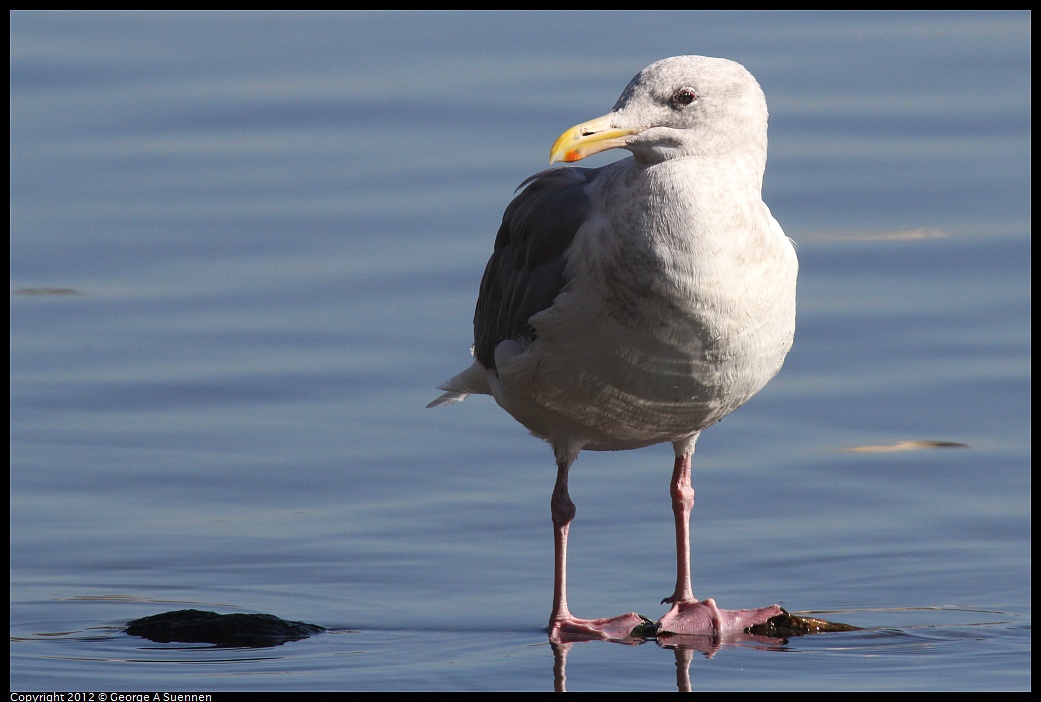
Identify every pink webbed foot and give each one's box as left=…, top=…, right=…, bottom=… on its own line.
left=657, top=598, right=782, bottom=637
left=549, top=612, right=649, bottom=644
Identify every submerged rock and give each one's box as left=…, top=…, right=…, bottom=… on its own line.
left=747, top=608, right=859, bottom=637
left=126, top=609, right=325, bottom=647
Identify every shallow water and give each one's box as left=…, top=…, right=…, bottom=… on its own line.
left=10, top=10, right=1030, bottom=691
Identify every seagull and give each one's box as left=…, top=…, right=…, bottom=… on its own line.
left=428, top=55, right=797, bottom=642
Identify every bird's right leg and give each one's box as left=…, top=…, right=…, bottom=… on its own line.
left=548, top=452, right=646, bottom=643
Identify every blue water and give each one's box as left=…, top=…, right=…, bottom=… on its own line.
left=10, top=11, right=1030, bottom=691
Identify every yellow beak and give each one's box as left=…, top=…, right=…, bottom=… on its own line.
left=549, top=113, right=641, bottom=164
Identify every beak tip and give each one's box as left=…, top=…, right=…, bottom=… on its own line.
left=548, top=113, right=633, bottom=166
left=548, top=151, right=575, bottom=165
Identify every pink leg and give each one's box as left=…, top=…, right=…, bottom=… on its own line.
left=664, top=448, right=696, bottom=605
left=657, top=439, right=781, bottom=636
left=548, top=455, right=646, bottom=643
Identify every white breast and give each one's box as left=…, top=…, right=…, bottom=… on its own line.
left=489, top=158, right=797, bottom=452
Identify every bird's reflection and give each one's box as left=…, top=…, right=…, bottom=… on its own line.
left=549, top=609, right=856, bottom=691
left=551, top=630, right=788, bottom=692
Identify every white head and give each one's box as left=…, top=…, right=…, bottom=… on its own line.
left=550, top=55, right=769, bottom=167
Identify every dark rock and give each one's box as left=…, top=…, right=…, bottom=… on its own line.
left=126, top=609, right=325, bottom=647
left=747, top=607, right=859, bottom=637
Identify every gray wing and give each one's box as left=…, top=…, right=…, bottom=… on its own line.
left=473, top=167, right=599, bottom=371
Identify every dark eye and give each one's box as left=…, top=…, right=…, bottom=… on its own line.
left=670, top=87, right=698, bottom=108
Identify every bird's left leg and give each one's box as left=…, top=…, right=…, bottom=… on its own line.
left=657, top=435, right=781, bottom=636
